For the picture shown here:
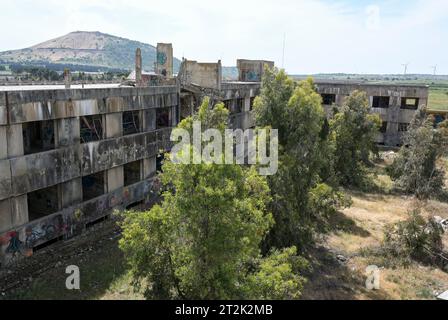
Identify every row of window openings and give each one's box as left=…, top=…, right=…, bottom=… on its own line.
left=320, top=94, right=420, bottom=110
left=23, top=108, right=172, bottom=155
left=223, top=98, right=256, bottom=114
left=379, top=122, right=409, bottom=133
left=27, top=160, right=144, bottom=222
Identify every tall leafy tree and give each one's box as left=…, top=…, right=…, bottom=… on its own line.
left=119, top=98, right=307, bottom=299
left=388, top=108, right=448, bottom=199
left=254, top=70, right=349, bottom=250
left=329, top=90, right=381, bottom=187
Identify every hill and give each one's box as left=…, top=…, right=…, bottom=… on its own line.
left=0, top=31, right=182, bottom=72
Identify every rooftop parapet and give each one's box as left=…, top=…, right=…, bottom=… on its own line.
left=237, top=59, right=274, bottom=82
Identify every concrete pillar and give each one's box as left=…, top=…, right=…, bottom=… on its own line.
left=61, top=178, right=82, bottom=208
left=0, top=126, right=7, bottom=160
left=143, top=156, right=157, bottom=179
left=105, top=113, right=122, bottom=138
left=64, top=69, right=71, bottom=89
left=156, top=43, right=173, bottom=77
left=135, top=48, right=142, bottom=86
left=11, top=195, right=28, bottom=226
left=171, top=106, right=177, bottom=127
left=244, top=97, right=251, bottom=112
left=0, top=199, right=12, bottom=233
left=7, top=124, right=24, bottom=158
left=56, top=117, right=80, bottom=147
left=107, top=166, right=124, bottom=192
left=143, top=109, right=156, bottom=132
left=0, top=160, right=11, bottom=200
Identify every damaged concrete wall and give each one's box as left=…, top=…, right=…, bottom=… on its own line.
left=237, top=59, right=274, bottom=82
left=156, top=43, right=174, bottom=77
left=0, top=85, right=178, bottom=266
left=315, top=82, right=429, bottom=146
left=179, top=59, right=222, bottom=90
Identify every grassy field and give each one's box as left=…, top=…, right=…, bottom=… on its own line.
left=429, top=86, right=448, bottom=111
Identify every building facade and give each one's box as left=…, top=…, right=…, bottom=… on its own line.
left=315, top=81, right=429, bottom=146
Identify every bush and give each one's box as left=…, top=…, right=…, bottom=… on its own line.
left=382, top=209, right=444, bottom=266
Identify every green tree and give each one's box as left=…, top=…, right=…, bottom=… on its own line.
left=329, top=90, right=381, bottom=187
left=253, top=68, right=295, bottom=146
left=119, top=98, right=307, bottom=299
left=254, top=70, right=348, bottom=249
left=382, top=208, right=444, bottom=266
left=388, top=108, right=447, bottom=199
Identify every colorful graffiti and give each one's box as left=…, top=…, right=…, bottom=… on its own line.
left=5, top=231, right=22, bottom=256
left=1, top=178, right=160, bottom=267
left=245, top=70, right=261, bottom=82
left=24, top=224, right=57, bottom=249
left=157, top=52, right=167, bottom=66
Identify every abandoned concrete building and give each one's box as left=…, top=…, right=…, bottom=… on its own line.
left=0, top=45, right=268, bottom=266
left=315, top=81, right=429, bottom=146
left=0, top=42, right=430, bottom=266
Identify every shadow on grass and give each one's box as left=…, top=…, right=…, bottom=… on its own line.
left=328, top=210, right=371, bottom=238
left=301, top=245, right=391, bottom=300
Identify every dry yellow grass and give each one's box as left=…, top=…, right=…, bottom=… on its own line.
left=308, top=187, right=448, bottom=300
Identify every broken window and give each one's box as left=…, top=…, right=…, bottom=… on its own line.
left=223, top=100, right=233, bottom=111
left=401, top=97, right=419, bottom=110
left=321, top=94, right=336, bottom=105
left=123, top=160, right=142, bottom=187
left=80, top=115, right=103, bottom=143
left=27, top=185, right=60, bottom=221
left=156, top=107, right=171, bottom=129
left=123, top=111, right=141, bottom=135
left=82, top=171, right=105, bottom=202
left=126, top=200, right=144, bottom=211
left=398, top=123, right=409, bottom=132
left=22, top=120, right=55, bottom=155
left=233, top=99, right=244, bottom=114
left=372, top=96, right=390, bottom=108
left=250, top=97, right=256, bottom=111
left=380, top=121, right=388, bottom=133
left=156, top=153, right=164, bottom=173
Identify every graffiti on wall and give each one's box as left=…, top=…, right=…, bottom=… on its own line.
left=157, top=52, right=167, bottom=66
left=0, top=178, right=159, bottom=267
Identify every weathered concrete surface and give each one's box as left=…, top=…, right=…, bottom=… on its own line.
left=237, top=59, right=274, bottom=82
left=179, top=59, right=222, bottom=90
left=107, top=166, right=124, bottom=192
left=10, top=146, right=81, bottom=196
left=315, top=82, right=429, bottom=146
left=0, top=177, right=159, bottom=266
left=157, top=43, right=173, bottom=77
left=6, top=86, right=178, bottom=124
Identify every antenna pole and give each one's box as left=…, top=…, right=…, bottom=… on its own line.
left=282, top=33, right=286, bottom=69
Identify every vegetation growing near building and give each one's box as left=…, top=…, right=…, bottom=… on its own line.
left=119, top=98, right=307, bottom=299
left=388, top=108, right=448, bottom=199
left=254, top=69, right=351, bottom=250
left=329, top=91, right=381, bottom=187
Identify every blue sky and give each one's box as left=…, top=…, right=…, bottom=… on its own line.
left=0, top=0, right=446, bottom=74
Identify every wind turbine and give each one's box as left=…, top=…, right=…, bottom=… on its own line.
left=430, top=65, right=437, bottom=76
left=401, top=62, right=410, bottom=75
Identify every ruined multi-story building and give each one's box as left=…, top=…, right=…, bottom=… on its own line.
left=0, top=44, right=430, bottom=266
left=0, top=50, right=268, bottom=266
left=315, top=81, right=429, bottom=146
